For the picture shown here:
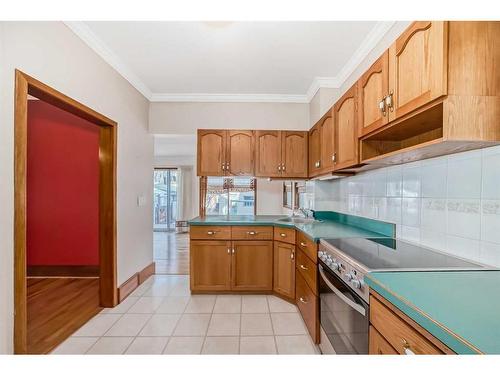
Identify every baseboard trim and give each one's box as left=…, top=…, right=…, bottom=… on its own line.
left=27, top=265, right=100, bottom=277
left=117, top=262, right=155, bottom=302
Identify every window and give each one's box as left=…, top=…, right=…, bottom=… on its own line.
left=153, top=169, right=177, bottom=230
left=201, top=177, right=256, bottom=216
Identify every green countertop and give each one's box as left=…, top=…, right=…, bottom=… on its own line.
left=365, top=270, right=500, bottom=354
left=188, top=214, right=392, bottom=242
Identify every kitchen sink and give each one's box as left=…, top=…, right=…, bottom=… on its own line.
left=276, top=217, right=322, bottom=224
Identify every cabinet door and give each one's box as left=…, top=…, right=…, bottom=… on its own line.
left=334, top=84, right=359, bottom=170
left=319, top=114, right=335, bottom=173
left=388, top=21, right=448, bottom=121
left=308, top=124, right=321, bottom=177
left=281, top=131, right=308, bottom=178
left=273, top=241, right=295, bottom=299
left=369, top=326, right=398, bottom=355
left=197, top=130, right=226, bottom=176
left=255, top=131, right=282, bottom=177
left=231, top=241, right=273, bottom=291
left=226, top=130, right=254, bottom=176
left=358, top=51, right=389, bottom=137
left=190, top=240, right=231, bottom=291
left=296, top=271, right=319, bottom=343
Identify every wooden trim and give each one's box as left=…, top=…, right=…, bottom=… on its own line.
left=27, top=265, right=100, bottom=277
left=395, top=21, right=432, bottom=56
left=118, top=273, right=139, bottom=302
left=138, top=262, right=156, bottom=284
left=14, top=70, right=117, bottom=354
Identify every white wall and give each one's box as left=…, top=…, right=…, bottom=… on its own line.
left=149, top=101, right=310, bottom=134
left=310, top=146, right=500, bottom=268
left=0, top=22, right=154, bottom=354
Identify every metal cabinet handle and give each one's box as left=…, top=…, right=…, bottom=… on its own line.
left=227, top=248, right=231, bottom=254
left=232, top=248, right=235, bottom=254
left=402, top=339, right=415, bottom=355
left=331, top=153, right=336, bottom=162
left=247, top=231, right=257, bottom=235
left=280, top=233, right=286, bottom=237
left=299, top=264, right=308, bottom=271
left=300, top=242, right=307, bottom=247
left=282, top=164, right=285, bottom=172
left=278, top=165, right=282, bottom=171
left=379, top=97, right=387, bottom=116
left=299, top=297, right=308, bottom=304
left=207, top=231, right=216, bottom=235
left=385, top=92, right=394, bottom=112
left=226, top=162, right=230, bottom=170
left=290, top=251, right=295, bottom=260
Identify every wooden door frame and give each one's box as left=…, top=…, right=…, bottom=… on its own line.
left=13, top=70, right=118, bottom=354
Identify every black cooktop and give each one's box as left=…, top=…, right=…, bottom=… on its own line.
left=321, top=237, right=486, bottom=271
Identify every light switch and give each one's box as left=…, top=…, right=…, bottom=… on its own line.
left=137, top=195, right=146, bottom=207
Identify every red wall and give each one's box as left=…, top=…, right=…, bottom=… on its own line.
left=27, top=100, right=100, bottom=266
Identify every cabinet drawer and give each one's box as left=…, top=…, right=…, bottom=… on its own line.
left=296, top=249, right=317, bottom=295
left=370, top=295, right=443, bottom=354
left=190, top=226, right=231, bottom=240
left=274, top=226, right=296, bottom=244
left=231, top=226, right=273, bottom=240
left=296, top=271, right=319, bottom=343
left=296, top=231, right=318, bottom=264
left=369, top=326, right=398, bottom=355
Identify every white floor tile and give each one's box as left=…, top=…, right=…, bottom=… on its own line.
left=142, top=283, right=174, bottom=297
left=271, top=313, right=307, bottom=335
left=239, top=336, right=277, bottom=354
left=86, top=337, right=134, bottom=354
left=240, top=313, right=273, bottom=336
left=104, top=314, right=151, bottom=336
left=267, top=295, right=297, bottom=313
left=275, top=335, right=316, bottom=354
left=202, top=336, right=239, bottom=354
left=51, top=337, right=99, bottom=354
left=173, top=314, right=211, bottom=336
left=184, top=295, right=216, bottom=313
left=101, top=297, right=140, bottom=314
left=156, top=296, right=190, bottom=314
left=163, top=337, right=204, bottom=354
left=139, top=314, right=181, bottom=336
left=128, top=296, right=165, bottom=314
left=125, top=337, right=169, bottom=354
left=242, top=295, right=269, bottom=313
left=168, top=283, right=191, bottom=296
left=213, top=295, right=242, bottom=313
left=73, top=314, right=122, bottom=337
left=207, top=314, right=241, bottom=336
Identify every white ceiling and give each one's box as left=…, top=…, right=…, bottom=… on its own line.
left=66, top=21, right=395, bottom=102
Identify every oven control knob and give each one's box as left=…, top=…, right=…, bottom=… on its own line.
left=325, top=256, right=333, bottom=265
left=330, top=261, right=340, bottom=271
left=344, top=272, right=353, bottom=282
left=351, top=278, right=363, bottom=289
left=318, top=251, right=324, bottom=258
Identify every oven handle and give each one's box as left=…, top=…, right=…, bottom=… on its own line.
left=319, top=265, right=366, bottom=316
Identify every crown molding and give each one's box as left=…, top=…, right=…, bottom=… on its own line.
left=64, top=21, right=153, bottom=100
left=150, top=93, right=309, bottom=103
left=66, top=21, right=396, bottom=104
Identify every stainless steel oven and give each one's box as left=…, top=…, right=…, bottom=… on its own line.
left=318, top=262, right=369, bottom=354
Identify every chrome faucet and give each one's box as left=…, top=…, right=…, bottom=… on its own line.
left=293, top=207, right=314, bottom=218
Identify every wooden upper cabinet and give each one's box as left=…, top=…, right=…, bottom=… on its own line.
left=255, top=131, right=282, bottom=177
left=231, top=241, right=273, bottom=291
left=281, top=131, right=308, bottom=178
left=197, top=130, right=226, bottom=176
left=388, top=21, right=448, bottom=121
left=319, top=114, right=335, bottom=173
left=226, top=130, right=254, bottom=176
left=334, top=84, right=359, bottom=170
left=308, top=124, right=321, bottom=176
left=358, top=51, right=389, bottom=137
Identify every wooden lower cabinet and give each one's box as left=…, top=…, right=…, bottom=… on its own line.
left=273, top=241, right=295, bottom=299
left=232, top=241, right=273, bottom=291
left=190, top=240, right=232, bottom=291
left=296, top=271, right=319, bottom=343
left=369, top=291, right=453, bottom=354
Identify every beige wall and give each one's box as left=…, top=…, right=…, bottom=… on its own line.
left=0, top=22, right=154, bottom=353
left=149, top=101, right=310, bottom=134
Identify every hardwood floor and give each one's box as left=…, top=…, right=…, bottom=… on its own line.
left=154, top=231, right=189, bottom=275
left=27, top=277, right=102, bottom=354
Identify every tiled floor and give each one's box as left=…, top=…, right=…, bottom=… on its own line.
left=154, top=232, right=189, bottom=274
left=52, top=275, right=319, bottom=355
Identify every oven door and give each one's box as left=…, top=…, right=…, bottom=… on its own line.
left=319, top=262, right=369, bottom=354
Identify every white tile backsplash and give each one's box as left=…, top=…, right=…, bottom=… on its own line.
left=309, top=145, right=500, bottom=267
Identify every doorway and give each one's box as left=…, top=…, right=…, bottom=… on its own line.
left=14, top=70, right=117, bottom=354
left=153, top=168, right=189, bottom=274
